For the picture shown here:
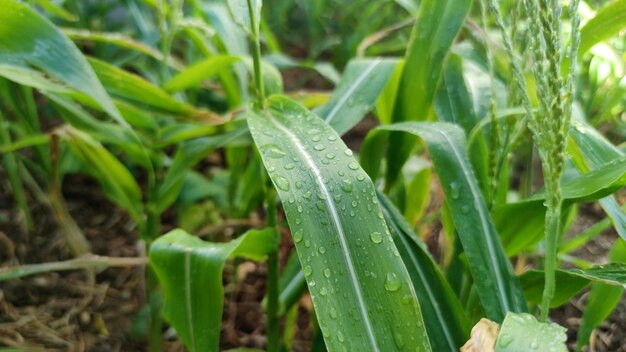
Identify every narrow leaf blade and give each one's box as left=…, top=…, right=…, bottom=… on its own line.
left=376, top=122, right=527, bottom=322
left=247, top=96, right=431, bottom=351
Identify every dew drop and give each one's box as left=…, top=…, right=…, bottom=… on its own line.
left=384, top=272, right=401, bottom=292
left=312, top=135, right=321, bottom=142
left=351, top=201, right=358, bottom=208
left=337, top=331, right=345, bottom=342
left=324, top=268, right=331, bottom=278
left=498, top=333, right=513, bottom=348
left=329, top=307, right=338, bottom=319
left=304, top=265, right=313, bottom=277
left=275, top=176, right=290, bottom=191
left=304, top=240, right=311, bottom=248
left=314, top=144, right=326, bottom=151
left=327, top=135, right=337, bottom=141
left=318, top=246, right=326, bottom=254
left=297, top=205, right=303, bottom=213
left=341, top=179, right=353, bottom=193
left=348, top=161, right=359, bottom=170
left=284, top=163, right=295, bottom=170
left=262, top=144, right=286, bottom=159
left=357, top=174, right=366, bottom=181
left=393, top=332, right=405, bottom=349
left=370, top=232, right=383, bottom=244
left=320, top=287, right=328, bottom=296
left=450, top=182, right=460, bottom=199
left=344, top=149, right=354, bottom=156
left=326, top=152, right=336, bottom=160
left=293, top=229, right=304, bottom=243
left=295, top=181, right=303, bottom=189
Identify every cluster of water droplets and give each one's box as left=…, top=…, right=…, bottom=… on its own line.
left=250, top=105, right=428, bottom=350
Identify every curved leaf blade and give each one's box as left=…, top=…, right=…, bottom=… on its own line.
left=150, top=228, right=278, bottom=352
left=375, top=122, right=527, bottom=322
left=378, top=192, right=470, bottom=351
left=315, top=58, right=397, bottom=136
left=247, top=96, right=431, bottom=351
left=579, top=0, right=626, bottom=56
left=0, top=0, right=123, bottom=125
left=163, top=55, right=240, bottom=92
left=386, top=0, right=472, bottom=187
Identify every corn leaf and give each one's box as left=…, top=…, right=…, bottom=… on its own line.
left=579, top=0, right=626, bottom=56
left=150, top=228, right=278, bottom=352
left=315, top=58, right=397, bottom=136
left=385, top=0, right=471, bottom=187
left=163, top=56, right=240, bottom=92
left=569, top=120, right=626, bottom=240
left=370, top=122, right=527, bottom=322
left=0, top=0, right=124, bottom=125
left=378, top=192, right=470, bottom=351
left=87, top=57, right=194, bottom=116
left=495, top=313, right=567, bottom=352
left=62, top=28, right=166, bottom=63
left=520, top=270, right=590, bottom=308
left=247, top=96, right=431, bottom=351
left=577, top=240, right=626, bottom=350
left=60, top=128, right=143, bottom=222
left=227, top=0, right=262, bottom=34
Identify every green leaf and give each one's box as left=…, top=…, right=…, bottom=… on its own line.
left=526, top=156, right=626, bottom=203
left=378, top=192, right=470, bottom=351
left=227, top=0, right=262, bottom=34
left=163, top=55, right=240, bottom=92
left=150, top=228, right=278, bottom=352
left=567, top=263, right=626, bottom=286
left=386, top=0, right=472, bottom=187
left=35, top=0, right=77, bottom=22
left=520, top=270, right=590, bottom=308
left=569, top=120, right=626, bottom=240
left=0, top=0, right=124, bottom=125
left=579, top=0, right=626, bottom=57
left=87, top=57, right=194, bottom=116
left=315, top=58, right=397, bottom=136
left=372, top=122, right=527, bottom=322
left=577, top=240, right=626, bottom=350
left=62, top=28, right=167, bottom=63
left=434, top=54, right=480, bottom=134
left=60, top=128, right=143, bottom=222
left=495, top=313, right=567, bottom=352
left=247, top=96, right=431, bottom=351
left=157, top=127, right=248, bottom=213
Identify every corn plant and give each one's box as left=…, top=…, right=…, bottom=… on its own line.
left=1, top=0, right=626, bottom=351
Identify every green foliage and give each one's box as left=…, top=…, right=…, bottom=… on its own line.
left=150, top=228, right=278, bottom=352
left=1, top=0, right=626, bottom=350
left=248, top=96, right=431, bottom=351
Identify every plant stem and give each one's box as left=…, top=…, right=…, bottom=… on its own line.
left=540, top=201, right=562, bottom=321
left=265, top=190, right=280, bottom=351
left=0, top=111, right=33, bottom=232
left=247, top=0, right=265, bottom=106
